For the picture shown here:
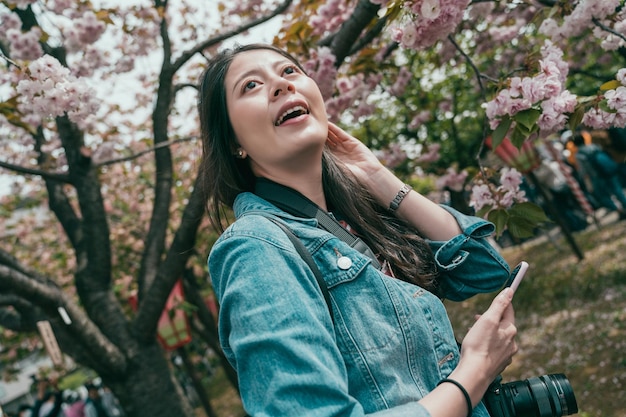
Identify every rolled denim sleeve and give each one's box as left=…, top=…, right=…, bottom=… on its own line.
left=429, top=205, right=510, bottom=301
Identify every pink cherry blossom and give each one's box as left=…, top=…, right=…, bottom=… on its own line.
left=13, top=0, right=37, bottom=10
left=6, top=28, right=43, bottom=61
left=470, top=184, right=495, bottom=211
left=390, top=67, right=412, bottom=96
left=500, top=167, right=523, bottom=191
left=408, top=110, right=432, bottom=130
left=436, top=167, right=467, bottom=192
left=416, top=143, right=440, bottom=163
left=374, top=143, right=407, bottom=169
left=15, top=55, right=99, bottom=131
left=617, top=68, right=626, bottom=86
left=302, top=47, right=338, bottom=102
left=604, top=86, right=626, bottom=111
left=392, top=0, right=470, bottom=51
left=470, top=168, right=527, bottom=214
left=420, top=0, right=441, bottom=20
left=582, top=108, right=615, bottom=129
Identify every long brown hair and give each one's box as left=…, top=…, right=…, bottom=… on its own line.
left=198, top=43, right=438, bottom=291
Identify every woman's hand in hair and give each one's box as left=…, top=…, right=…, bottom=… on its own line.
left=327, top=122, right=461, bottom=239
left=326, top=122, right=386, bottom=183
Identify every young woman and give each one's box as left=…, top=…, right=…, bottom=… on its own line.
left=198, top=43, right=517, bottom=417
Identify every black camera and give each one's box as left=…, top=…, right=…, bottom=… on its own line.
left=483, top=374, right=578, bottom=417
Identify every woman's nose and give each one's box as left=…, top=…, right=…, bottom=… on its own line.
left=273, top=80, right=295, bottom=97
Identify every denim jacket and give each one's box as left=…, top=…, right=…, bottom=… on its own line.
left=209, top=192, right=511, bottom=417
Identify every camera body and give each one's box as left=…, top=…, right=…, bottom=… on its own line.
left=483, top=374, right=578, bottom=417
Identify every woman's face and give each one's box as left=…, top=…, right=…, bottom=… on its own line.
left=224, top=49, right=328, bottom=178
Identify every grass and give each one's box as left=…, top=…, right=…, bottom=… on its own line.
left=445, top=215, right=626, bottom=417
left=209, top=215, right=626, bottom=417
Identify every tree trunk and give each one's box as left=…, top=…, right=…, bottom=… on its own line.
left=102, top=344, right=195, bottom=417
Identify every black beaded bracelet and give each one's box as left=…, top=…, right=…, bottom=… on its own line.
left=389, top=183, right=412, bottom=212
left=437, top=378, right=473, bottom=417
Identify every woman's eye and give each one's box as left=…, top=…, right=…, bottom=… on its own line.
left=283, top=65, right=297, bottom=75
left=243, top=80, right=257, bottom=91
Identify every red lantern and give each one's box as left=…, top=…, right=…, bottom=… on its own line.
left=128, top=280, right=192, bottom=351
left=157, top=280, right=192, bottom=350
left=486, top=137, right=541, bottom=174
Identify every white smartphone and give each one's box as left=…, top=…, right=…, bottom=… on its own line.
left=509, top=261, right=529, bottom=294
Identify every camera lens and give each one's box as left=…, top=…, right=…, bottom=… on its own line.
left=507, top=373, right=578, bottom=417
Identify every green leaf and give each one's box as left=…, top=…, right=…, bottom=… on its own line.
left=487, top=208, right=509, bottom=237
left=507, top=217, right=537, bottom=238
left=600, top=80, right=621, bottom=91
left=492, top=116, right=512, bottom=148
left=476, top=205, right=493, bottom=219
left=514, top=108, right=541, bottom=131
left=569, top=105, right=585, bottom=131
left=598, top=100, right=616, bottom=113
left=508, top=202, right=550, bottom=224
left=510, top=127, right=528, bottom=147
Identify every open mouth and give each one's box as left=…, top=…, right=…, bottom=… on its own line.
left=274, top=105, right=310, bottom=126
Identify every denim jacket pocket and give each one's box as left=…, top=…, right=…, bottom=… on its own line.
left=312, top=239, right=402, bottom=355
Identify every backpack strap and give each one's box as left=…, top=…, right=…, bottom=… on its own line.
left=255, top=178, right=381, bottom=270
left=262, top=215, right=334, bottom=322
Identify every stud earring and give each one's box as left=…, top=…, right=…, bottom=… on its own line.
left=235, top=148, right=247, bottom=159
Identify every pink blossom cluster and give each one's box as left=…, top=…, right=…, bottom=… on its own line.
left=470, top=167, right=527, bottom=213
left=63, top=11, right=106, bottom=52
left=386, top=0, right=470, bottom=51
left=1, top=12, right=43, bottom=61
left=327, top=71, right=383, bottom=122
left=416, top=142, right=440, bottom=163
left=5, top=26, right=44, bottom=61
left=72, top=46, right=108, bottom=78
left=582, top=68, right=626, bottom=129
left=485, top=41, right=577, bottom=135
left=302, top=47, right=378, bottom=121
left=325, top=74, right=370, bottom=121
left=373, top=142, right=408, bottom=170
left=390, top=66, right=412, bottom=96
left=487, top=17, right=526, bottom=45
left=11, top=0, right=37, bottom=9
left=118, top=7, right=161, bottom=59
left=309, top=0, right=354, bottom=36
left=539, top=0, right=622, bottom=48
left=15, top=55, right=99, bottom=131
left=226, top=0, right=269, bottom=16
left=47, top=0, right=76, bottom=14
left=436, top=166, right=467, bottom=192
left=408, top=110, right=432, bottom=130
left=301, top=47, right=338, bottom=101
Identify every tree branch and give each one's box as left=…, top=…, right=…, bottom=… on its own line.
left=96, top=136, right=198, bottom=168
left=0, top=294, right=37, bottom=331
left=348, top=14, right=389, bottom=57
left=134, top=170, right=206, bottom=343
left=329, top=0, right=380, bottom=67
left=592, top=17, right=626, bottom=44
left=0, top=264, right=127, bottom=374
left=172, top=0, right=294, bottom=72
left=446, top=34, right=494, bottom=163
left=448, top=34, right=487, bottom=97
left=138, top=1, right=177, bottom=299
left=0, top=159, right=71, bottom=183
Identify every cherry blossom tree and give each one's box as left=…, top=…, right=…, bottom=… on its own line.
left=1, top=1, right=625, bottom=416
left=0, top=1, right=294, bottom=416
left=279, top=0, right=625, bottom=236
